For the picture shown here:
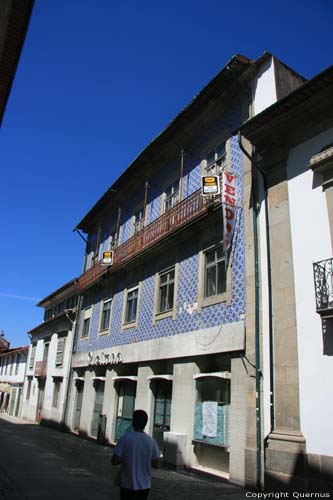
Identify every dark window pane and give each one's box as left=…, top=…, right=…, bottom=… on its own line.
left=217, top=262, right=226, bottom=294
left=205, top=266, right=216, bottom=297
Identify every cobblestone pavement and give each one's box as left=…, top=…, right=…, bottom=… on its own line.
left=0, top=414, right=249, bottom=500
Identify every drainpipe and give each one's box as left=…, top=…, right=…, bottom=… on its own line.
left=61, top=294, right=83, bottom=431
left=238, top=132, right=275, bottom=488
left=179, top=149, right=185, bottom=201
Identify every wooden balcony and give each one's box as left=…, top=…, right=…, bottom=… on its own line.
left=34, top=361, right=47, bottom=378
left=78, top=188, right=219, bottom=291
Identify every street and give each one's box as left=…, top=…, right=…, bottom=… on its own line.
left=0, top=414, right=248, bottom=500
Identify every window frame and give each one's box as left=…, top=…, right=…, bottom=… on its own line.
left=80, top=306, right=92, bottom=340
left=153, top=264, right=178, bottom=323
left=52, top=379, right=62, bottom=408
left=204, top=141, right=227, bottom=176
left=164, top=179, right=180, bottom=212
left=122, top=284, right=141, bottom=330
left=133, top=208, right=145, bottom=235
left=26, top=377, right=32, bottom=400
left=197, top=243, right=228, bottom=310
left=29, top=344, right=36, bottom=370
left=55, top=336, right=66, bottom=367
left=99, top=298, right=112, bottom=334
left=193, top=375, right=231, bottom=447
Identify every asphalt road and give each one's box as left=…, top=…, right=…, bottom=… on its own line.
left=0, top=414, right=248, bottom=500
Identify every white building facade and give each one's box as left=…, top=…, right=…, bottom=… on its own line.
left=239, top=65, right=333, bottom=491
left=21, top=279, right=78, bottom=427
left=0, top=346, right=28, bottom=416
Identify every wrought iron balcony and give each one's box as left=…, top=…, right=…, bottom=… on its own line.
left=313, top=257, right=333, bottom=313
left=78, top=188, right=218, bottom=291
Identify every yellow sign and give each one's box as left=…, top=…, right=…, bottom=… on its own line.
left=102, top=251, right=114, bottom=266
left=201, top=175, right=220, bottom=196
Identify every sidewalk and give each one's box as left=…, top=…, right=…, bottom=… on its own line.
left=0, top=414, right=248, bottom=500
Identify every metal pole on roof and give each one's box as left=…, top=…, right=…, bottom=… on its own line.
left=179, top=149, right=185, bottom=201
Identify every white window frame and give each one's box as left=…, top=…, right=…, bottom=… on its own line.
left=99, top=298, right=112, bottom=334
left=122, top=284, right=141, bottom=329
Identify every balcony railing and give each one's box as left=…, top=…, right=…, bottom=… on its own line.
left=78, top=188, right=218, bottom=291
left=313, top=257, right=333, bottom=313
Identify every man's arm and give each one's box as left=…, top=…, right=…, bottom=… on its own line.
left=111, top=454, right=122, bottom=466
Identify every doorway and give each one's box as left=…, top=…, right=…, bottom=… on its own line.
left=152, top=379, right=172, bottom=451
left=115, top=380, right=136, bottom=440
left=91, top=380, right=105, bottom=438
left=73, top=381, right=84, bottom=432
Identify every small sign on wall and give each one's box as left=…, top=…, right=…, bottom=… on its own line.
left=102, top=251, right=114, bottom=266
left=201, top=175, right=220, bottom=196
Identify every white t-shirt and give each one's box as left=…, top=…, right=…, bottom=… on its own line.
left=113, top=431, right=160, bottom=490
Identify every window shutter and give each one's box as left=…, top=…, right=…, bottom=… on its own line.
left=56, top=337, right=66, bottom=366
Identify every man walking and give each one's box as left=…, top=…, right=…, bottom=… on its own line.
left=111, top=409, right=160, bottom=500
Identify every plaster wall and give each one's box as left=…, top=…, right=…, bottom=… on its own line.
left=287, top=127, right=333, bottom=456
left=252, top=57, right=277, bottom=116
left=258, top=177, right=271, bottom=438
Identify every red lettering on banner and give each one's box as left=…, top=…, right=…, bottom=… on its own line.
left=223, top=195, right=236, bottom=205
left=225, top=208, right=234, bottom=220
left=224, top=173, right=235, bottom=184
left=224, top=184, right=235, bottom=195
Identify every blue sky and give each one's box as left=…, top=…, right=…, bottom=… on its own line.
left=1, top=0, right=332, bottom=347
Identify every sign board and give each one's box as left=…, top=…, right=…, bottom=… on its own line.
left=102, top=250, right=114, bottom=266
left=222, top=172, right=237, bottom=261
left=201, top=175, right=220, bottom=196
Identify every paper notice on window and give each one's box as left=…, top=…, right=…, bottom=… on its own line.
left=202, top=401, right=218, bottom=437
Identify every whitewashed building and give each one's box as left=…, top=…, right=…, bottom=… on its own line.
left=21, top=279, right=78, bottom=427
left=239, top=65, right=333, bottom=490
left=0, top=343, right=28, bottom=416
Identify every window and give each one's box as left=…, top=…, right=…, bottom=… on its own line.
left=204, top=246, right=226, bottom=298
left=81, top=318, right=90, bottom=339
left=52, top=380, right=61, bottom=408
left=205, top=141, right=226, bottom=176
left=193, top=376, right=230, bottom=446
left=158, top=268, right=175, bottom=313
left=29, top=345, right=36, bottom=370
left=100, top=298, right=112, bottom=332
left=124, top=286, right=139, bottom=324
left=81, top=307, right=92, bottom=339
left=133, top=209, right=144, bottom=235
left=55, top=337, right=66, bottom=366
left=164, top=180, right=180, bottom=211
left=15, top=354, right=20, bottom=375
left=9, top=355, right=13, bottom=375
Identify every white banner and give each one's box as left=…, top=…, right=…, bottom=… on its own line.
left=222, top=172, right=237, bottom=264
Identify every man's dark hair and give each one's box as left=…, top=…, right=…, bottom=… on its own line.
left=132, top=409, right=148, bottom=430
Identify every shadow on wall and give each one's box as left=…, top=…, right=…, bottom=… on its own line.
left=322, top=317, right=333, bottom=356
left=264, top=448, right=333, bottom=493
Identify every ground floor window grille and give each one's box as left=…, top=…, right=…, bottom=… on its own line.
left=193, top=377, right=230, bottom=446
